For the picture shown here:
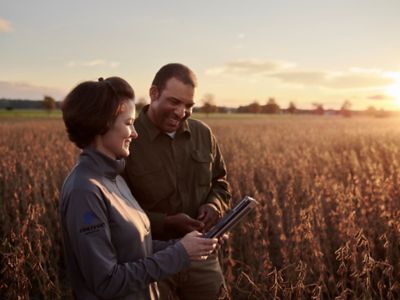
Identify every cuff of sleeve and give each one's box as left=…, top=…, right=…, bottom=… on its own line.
left=206, top=195, right=226, bottom=214
left=175, top=241, right=191, bottom=268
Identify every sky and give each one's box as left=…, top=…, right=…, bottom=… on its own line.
left=1, top=0, right=400, bottom=110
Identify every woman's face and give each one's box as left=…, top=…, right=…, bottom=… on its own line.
left=95, top=100, right=138, bottom=159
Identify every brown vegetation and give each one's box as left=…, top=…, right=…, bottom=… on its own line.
left=1, top=117, right=400, bottom=299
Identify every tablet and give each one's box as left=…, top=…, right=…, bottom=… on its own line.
left=204, top=196, right=258, bottom=238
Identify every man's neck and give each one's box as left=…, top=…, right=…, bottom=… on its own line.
left=146, top=105, right=157, bottom=126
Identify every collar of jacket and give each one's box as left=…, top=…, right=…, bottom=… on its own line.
left=79, top=147, right=125, bottom=180
left=139, top=105, right=191, bottom=142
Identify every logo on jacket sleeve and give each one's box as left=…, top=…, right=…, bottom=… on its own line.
left=80, top=211, right=105, bottom=234
left=83, top=211, right=97, bottom=225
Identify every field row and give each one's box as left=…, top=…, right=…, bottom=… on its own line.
left=1, top=117, right=400, bottom=299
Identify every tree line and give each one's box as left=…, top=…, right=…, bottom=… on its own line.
left=0, top=96, right=391, bottom=118
left=193, top=96, right=390, bottom=118
left=0, top=97, right=59, bottom=111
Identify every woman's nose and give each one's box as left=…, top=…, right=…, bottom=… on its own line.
left=131, top=125, right=138, bottom=139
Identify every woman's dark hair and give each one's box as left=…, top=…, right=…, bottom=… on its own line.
left=62, top=77, right=134, bottom=149
left=151, top=63, right=197, bottom=93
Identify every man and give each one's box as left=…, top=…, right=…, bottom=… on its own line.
left=123, top=63, right=231, bottom=300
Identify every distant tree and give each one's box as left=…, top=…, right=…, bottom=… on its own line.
left=42, top=96, right=56, bottom=113
left=135, top=97, right=148, bottom=113
left=312, top=103, right=324, bottom=115
left=375, top=108, right=390, bottom=118
left=340, top=100, right=352, bottom=118
left=218, top=106, right=230, bottom=114
left=236, top=105, right=248, bottom=113
left=248, top=101, right=262, bottom=114
left=262, top=97, right=281, bottom=114
left=287, top=102, right=297, bottom=114
left=201, top=94, right=217, bottom=116
left=4, top=99, right=13, bottom=111
left=365, top=105, right=377, bottom=117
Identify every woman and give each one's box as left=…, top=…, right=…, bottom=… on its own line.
left=60, top=77, right=218, bottom=300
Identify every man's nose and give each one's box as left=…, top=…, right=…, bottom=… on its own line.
left=174, top=105, right=186, bottom=119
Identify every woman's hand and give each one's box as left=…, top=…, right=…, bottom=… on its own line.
left=179, top=231, right=218, bottom=261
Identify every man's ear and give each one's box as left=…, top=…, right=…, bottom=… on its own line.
left=149, top=85, right=159, bottom=102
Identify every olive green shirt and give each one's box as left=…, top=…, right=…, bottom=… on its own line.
left=124, top=105, right=231, bottom=239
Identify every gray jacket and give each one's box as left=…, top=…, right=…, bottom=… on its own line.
left=60, top=147, right=190, bottom=299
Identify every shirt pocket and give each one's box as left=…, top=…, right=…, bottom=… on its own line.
left=191, top=150, right=213, bottom=186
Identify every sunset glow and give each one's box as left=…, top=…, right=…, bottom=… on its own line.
left=385, top=73, right=400, bottom=106
left=1, top=1, right=400, bottom=110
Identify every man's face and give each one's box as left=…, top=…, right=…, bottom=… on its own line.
left=149, top=77, right=195, bottom=133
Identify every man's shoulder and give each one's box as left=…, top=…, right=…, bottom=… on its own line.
left=187, top=118, right=212, bottom=133
left=134, top=112, right=146, bottom=128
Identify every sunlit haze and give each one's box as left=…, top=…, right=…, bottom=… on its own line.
left=1, top=0, right=400, bottom=110
left=385, top=72, right=400, bottom=107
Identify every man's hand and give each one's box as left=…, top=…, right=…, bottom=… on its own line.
left=165, top=213, right=204, bottom=235
left=197, top=203, right=221, bottom=232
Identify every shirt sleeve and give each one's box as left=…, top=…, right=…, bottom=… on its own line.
left=206, top=134, right=232, bottom=214
left=152, top=239, right=177, bottom=253
left=62, top=188, right=190, bottom=299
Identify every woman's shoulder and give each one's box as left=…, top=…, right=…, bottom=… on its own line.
left=62, top=163, right=103, bottom=196
left=60, top=165, right=107, bottom=214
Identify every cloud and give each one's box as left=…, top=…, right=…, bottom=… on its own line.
left=206, top=59, right=395, bottom=91
left=270, top=71, right=393, bottom=89
left=205, top=59, right=294, bottom=76
left=0, top=81, right=66, bottom=100
left=0, top=18, right=13, bottom=32
left=326, top=74, right=393, bottom=89
left=367, top=94, right=390, bottom=100
left=270, top=71, right=326, bottom=85
left=66, top=59, right=120, bottom=68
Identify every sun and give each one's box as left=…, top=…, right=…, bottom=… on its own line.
left=385, top=73, right=400, bottom=106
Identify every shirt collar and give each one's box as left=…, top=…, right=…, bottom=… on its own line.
left=79, top=147, right=125, bottom=179
left=180, top=118, right=191, bottom=136
left=139, top=105, right=191, bottom=141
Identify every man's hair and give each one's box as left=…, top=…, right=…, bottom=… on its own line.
left=151, top=63, right=197, bottom=92
left=62, top=77, right=134, bottom=149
